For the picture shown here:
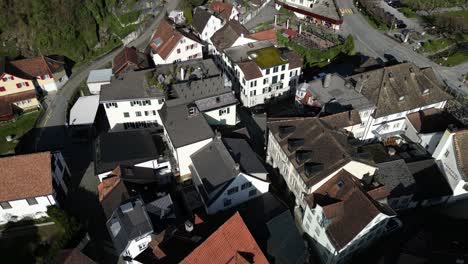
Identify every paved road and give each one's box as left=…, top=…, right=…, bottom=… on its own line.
left=37, top=0, right=180, bottom=128
left=338, top=0, right=468, bottom=96
left=378, top=0, right=423, bottom=32
left=245, top=1, right=277, bottom=30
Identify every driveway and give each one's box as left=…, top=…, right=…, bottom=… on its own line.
left=337, top=0, right=468, bottom=96
left=245, top=1, right=277, bottom=30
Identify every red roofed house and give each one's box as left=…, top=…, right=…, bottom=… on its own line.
left=210, top=1, right=240, bottom=21
left=150, top=20, right=203, bottom=65
left=180, top=212, right=269, bottom=264
left=0, top=152, right=71, bottom=224
left=302, top=170, right=396, bottom=264
left=248, top=28, right=278, bottom=43
left=9, top=55, right=68, bottom=92
left=112, top=46, right=150, bottom=77
left=0, top=59, right=40, bottom=120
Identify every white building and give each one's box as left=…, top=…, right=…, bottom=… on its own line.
left=69, top=95, right=100, bottom=126
left=266, top=117, right=377, bottom=210
left=168, top=10, right=185, bottom=25
left=298, top=64, right=452, bottom=141
left=190, top=135, right=270, bottom=214
left=150, top=20, right=203, bottom=65
left=0, top=152, right=71, bottom=224
left=95, top=131, right=172, bottom=182
left=100, top=70, right=165, bottom=132
left=433, top=128, right=468, bottom=201
left=87, top=68, right=113, bottom=95
left=222, top=41, right=302, bottom=107
left=301, top=170, right=396, bottom=264
left=158, top=103, right=214, bottom=178
left=192, top=7, right=224, bottom=44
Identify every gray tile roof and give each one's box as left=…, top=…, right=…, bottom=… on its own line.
left=166, top=76, right=232, bottom=106
left=223, top=137, right=267, bottom=179
left=192, top=7, right=214, bottom=35
left=375, top=159, right=416, bottom=197
left=106, top=197, right=153, bottom=255
left=306, top=73, right=375, bottom=111
left=158, top=104, right=214, bottom=148
left=195, top=92, right=238, bottom=112
left=210, top=20, right=250, bottom=51
left=154, top=59, right=221, bottom=81
left=190, top=136, right=239, bottom=193
left=95, top=131, right=163, bottom=174
left=87, top=68, right=113, bottom=83
left=348, top=63, right=452, bottom=118
left=100, top=70, right=164, bottom=102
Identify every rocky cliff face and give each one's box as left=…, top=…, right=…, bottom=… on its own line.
left=0, top=0, right=158, bottom=62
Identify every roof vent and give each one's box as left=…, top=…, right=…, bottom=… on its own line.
left=278, top=125, right=296, bottom=139
left=304, top=162, right=324, bottom=178
left=287, top=138, right=305, bottom=152
left=296, top=150, right=313, bottom=164
left=120, top=202, right=134, bottom=213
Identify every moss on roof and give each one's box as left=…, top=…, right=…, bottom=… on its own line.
left=248, top=47, right=287, bottom=69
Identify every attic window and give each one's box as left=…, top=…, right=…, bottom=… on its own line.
left=153, top=37, right=163, bottom=47
left=304, top=162, right=324, bottom=178
left=287, top=138, right=305, bottom=152
left=295, top=150, right=313, bottom=164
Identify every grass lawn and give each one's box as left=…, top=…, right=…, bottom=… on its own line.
left=436, top=50, right=468, bottom=66
left=248, top=47, right=287, bottom=68
left=0, top=111, right=40, bottom=155
left=422, top=38, right=455, bottom=53
left=443, top=10, right=468, bottom=20
left=0, top=223, right=63, bottom=263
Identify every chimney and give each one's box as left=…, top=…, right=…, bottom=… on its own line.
left=185, top=220, right=194, bottom=232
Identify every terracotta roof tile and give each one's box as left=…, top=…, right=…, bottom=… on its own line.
left=248, top=29, right=277, bottom=42
left=150, top=20, right=183, bottom=60
left=0, top=152, right=53, bottom=202
left=9, top=56, right=64, bottom=77
left=181, top=212, right=269, bottom=264
left=113, top=47, right=149, bottom=76
left=210, top=1, right=234, bottom=20
left=97, top=166, right=122, bottom=202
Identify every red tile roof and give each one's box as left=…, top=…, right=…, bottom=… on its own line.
left=9, top=56, right=64, bottom=78
left=113, top=47, right=148, bottom=76
left=283, top=28, right=299, bottom=38
left=210, top=1, right=234, bottom=21
left=97, top=166, right=122, bottom=202
left=0, top=152, right=53, bottom=202
left=181, top=212, right=269, bottom=264
left=150, top=20, right=183, bottom=60
left=248, top=29, right=277, bottom=42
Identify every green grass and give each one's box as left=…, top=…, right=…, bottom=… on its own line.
left=443, top=10, right=468, bottom=20
left=248, top=47, right=287, bottom=69
left=361, top=10, right=389, bottom=31
left=0, top=111, right=40, bottom=155
left=118, top=10, right=142, bottom=25
left=400, top=7, right=418, bottom=18
left=0, top=223, right=63, bottom=263
left=422, top=38, right=455, bottom=53
left=436, top=50, right=468, bottom=66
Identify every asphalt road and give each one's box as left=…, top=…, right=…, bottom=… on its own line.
left=338, top=0, right=468, bottom=96
left=37, top=0, right=180, bottom=128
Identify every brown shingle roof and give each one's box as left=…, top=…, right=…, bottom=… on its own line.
left=112, top=47, right=149, bottom=76
left=349, top=63, right=452, bottom=118
left=211, top=20, right=250, bottom=51
left=248, top=29, right=277, bottom=42
left=9, top=56, right=65, bottom=78
left=238, top=61, right=262, bottom=80
left=210, top=1, right=234, bottom=21
left=181, top=212, right=269, bottom=264
left=150, top=20, right=183, bottom=60
left=453, top=129, right=468, bottom=181
left=406, top=108, right=462, bottom=134
left=320, top=110, right=362, bottom=129
left=0, top=152, right=53, bottom=202
left=308, top=169, right=394, bottom=250
left=283, top=50, right=303, bottom=69
left=267, top=117, right=374, bottom=187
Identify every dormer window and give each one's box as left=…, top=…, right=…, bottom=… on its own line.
left=296, top=150, right=313, bottom=165
left=287, top=138, right=304, bottom=152
left=278, top=125, right=296, bottom=139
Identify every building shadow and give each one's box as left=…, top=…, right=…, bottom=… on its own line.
left=0, top=219, right=41, bottom=263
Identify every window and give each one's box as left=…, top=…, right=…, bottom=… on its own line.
left=227, top=187, right=239, bottom=195
left=0, top=86, right=5, bottom=92
left=2, top=76, right=14, bottom=81
left=219, top=108, right=229, bottom=116
left=314, top=226, right=320, bottom=236
left=248, top=189, right=257, bottom=197
left=304, top=222, right=310, bottom=231
left=307, top=214, right=313, bottom=223
left=280, top=74, right=284, bottom=80
left=136, top=111, right=142, bottom=117
left=158, top=99, right=164, bottom=104
left=144, top=111, right=149, bottom=116
left=123, top=112, right=130, bottom=118
left=0, top=202, right=12, bottom=209
left=444, top=150, right=450, bottom=158
left=152, top=110, right=157, bottom=115
left=281, top=65, right=286, bottom=71
left=16, top=82, right=29, bottom=88
left=138, top=243, right=147, bottom=251
left=263, top=78, right=268, bottom=85
left=224, top=198, right=232, bottom=207
left=242, top=78, right=246, bottom=85
left=105, top=102, right=118, bottom=108
left=177, top=48, right=181, bottom=54
left=26, top=198, right=38, bottom=205
left=272, top=76, right=278, bottom=84
left=273, top=66, right=278, bottom=73
left=250, top=90, right=256, bottom=96
left=266, top=68, right=270, bottom=75
left=241, top=182, right=252, bottom=190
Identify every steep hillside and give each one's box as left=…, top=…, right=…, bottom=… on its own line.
left=0, top=0, right=154, bottom=63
